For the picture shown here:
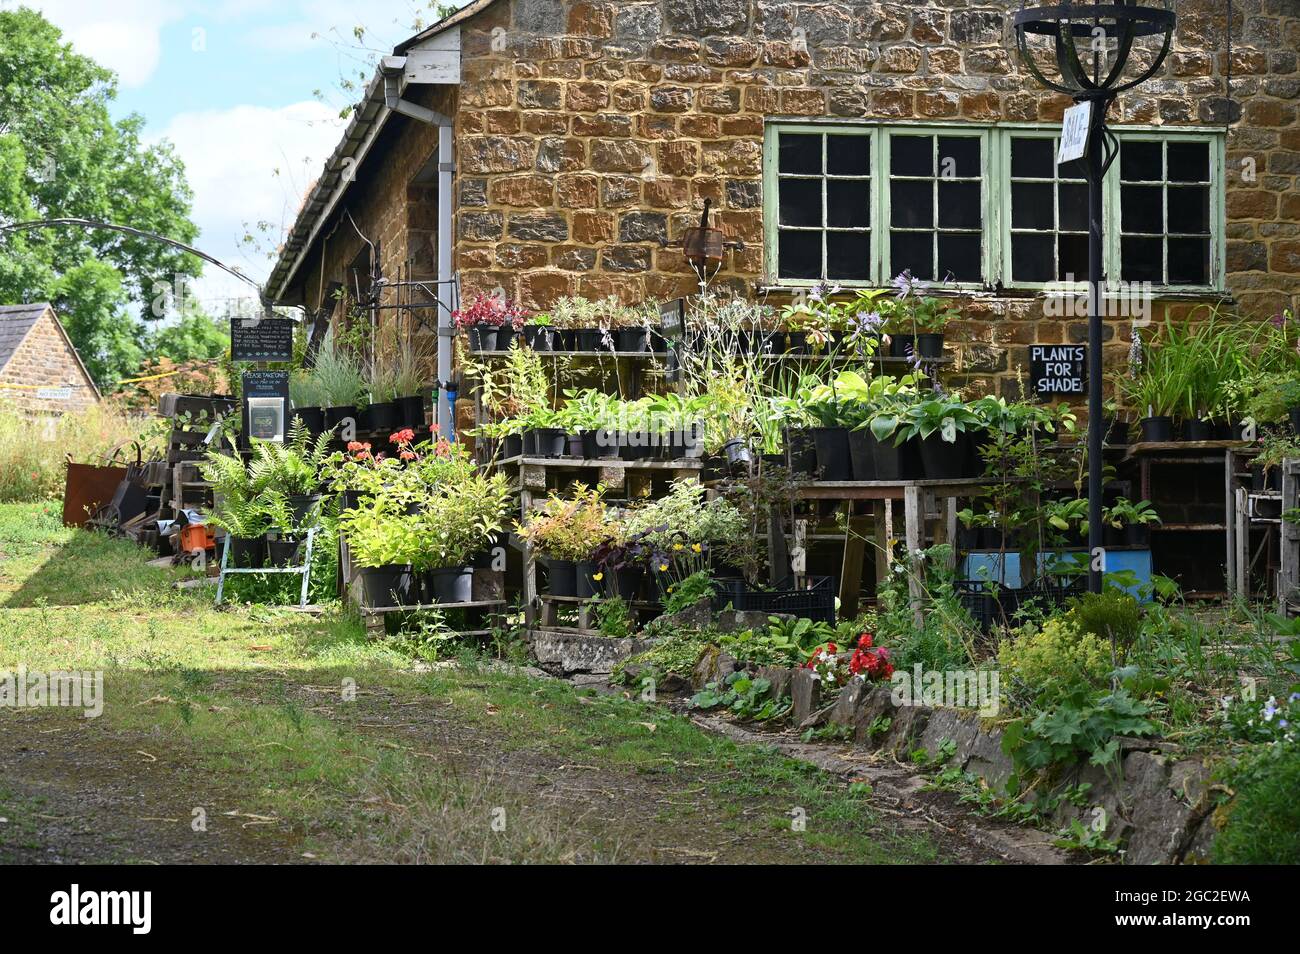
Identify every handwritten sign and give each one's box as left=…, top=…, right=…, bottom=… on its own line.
left=1029, top=344, right=1086, bottom=397
left=241, top=370, right=289, bottom=444
left=658, top=298, right=685, bottom=339
left=1058, top=101, right=1092, bottom=164
left=231, top=316, right=294, bottom=363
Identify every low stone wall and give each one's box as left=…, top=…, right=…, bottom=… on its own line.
left=691, top=654, right=1218, bottom=865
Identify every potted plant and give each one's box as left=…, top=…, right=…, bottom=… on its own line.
left=522, top=312, right=556, bottom=351
left=289, top=371, right=327, bottom=436
left=1102, top=497, right=1161, bottom=547
left=312, top=345, right=366, bottom=431
left=202, top=447, right=270, bottom=567
left=247, top=419, right=331, bottom=526
left=517, top=485, right=618, bottom=598
left=1101, top=398, right=1131, bottom=447
left=413, top=460, right=511, bottom=603
left=453, top=292, right=514, bottom=352
left=338, top=494, right=416, bottom=607
left=864, top=385, right=926, bottom=480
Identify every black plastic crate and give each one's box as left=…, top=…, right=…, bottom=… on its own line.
left=713, top=576, right=835, bottom=625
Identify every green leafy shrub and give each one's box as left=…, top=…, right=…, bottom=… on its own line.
left=690, top=670, right=790, bottom=722
left=998, top=617, right=1112, bottom=708
left=1002, top=688, right=1155, bottom=775
left=663, top=570, right=715, bottom=615
left=1068, top=590, right=1143, bottom=661
left=1214, top=746, right=1300, bottom=864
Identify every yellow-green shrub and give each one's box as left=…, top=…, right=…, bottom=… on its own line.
left=0, top=400, right=159, bottom=503
left=998, top=617, right=1113, bottom=707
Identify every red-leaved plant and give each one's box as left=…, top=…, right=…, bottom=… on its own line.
left=452, top=292, right=528, bottom=331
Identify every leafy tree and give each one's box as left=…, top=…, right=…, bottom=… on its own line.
left=0, top=8, right=203, bottom=387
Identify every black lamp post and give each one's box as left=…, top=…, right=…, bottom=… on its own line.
left=1012, top=1, right=1176, bottom=593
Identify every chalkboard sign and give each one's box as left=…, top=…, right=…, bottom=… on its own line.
left=231, top=316, right=294, bottom=363
left=1028, top=345, right=1086, bottom=398
left=658, top=298, right=685, bottom=340
left=241, top=370, right=289, bottom=444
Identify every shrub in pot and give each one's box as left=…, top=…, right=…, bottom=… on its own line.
left=310, top=345, right=366, bottom=434
left=202, top=446, right=274, bottom=568
left=517, top=484, right=620, bottom=598
left=452, top=292, right=524, bottom=352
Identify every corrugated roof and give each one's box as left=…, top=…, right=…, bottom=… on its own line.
left=0, top=303, right=49, bottom=373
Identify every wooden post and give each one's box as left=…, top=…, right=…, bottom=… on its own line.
left=873, top=499, right=891, bottom=588
left=839, top=503, right=871, bottom=618
left=904, top=484, right=924, bottom=631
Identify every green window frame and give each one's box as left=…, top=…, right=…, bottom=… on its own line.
left=763, top=121, right=1226, bottom=293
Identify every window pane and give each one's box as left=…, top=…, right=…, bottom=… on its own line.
left=778, top=231, right=822, bottom=279
left=938, top=233, right=981, bottom=282
left=890, top=231, right=933, bottom=280
left=1168, top=237, right=1209, bottom=285
left=1058, top=183, right=1089, bottom=232
left=827, top=231, right=872, bottom=280
left=1121, top=185, right=1163, bottom=234
left=1121, top=237, right=1163, bottom=282
left=1011, top=137, right=1054, bottom=178
left=891, top=180, right=932, bottom=227
left=938, top=181, right=981, bottom=229
left=891, top=135, right=933, bottom=176
left=1012, top=182, right=1055, bottom=230
left=1121, top=141, right=1163, bottom=181
left=779, top=179, right=822, bottom=227
left=1058, top=234, right=1089, bottom=281
left=827, top=179, right=871, bottom=228
left=1012, top=234, right=1053, bottom=283
left=1168, top=185, right=1209, bottom=234
left=827, top=136, right=870, bottom=176
left=938, top=137, right=980, bottom=178
left=1167, top=142, right=1209, bottom=183
left=779, top=134, right=821, bottom=175
left=1058, top=156, right=1087, bottom=181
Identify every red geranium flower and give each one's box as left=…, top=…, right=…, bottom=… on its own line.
left=389, top=428, right=416, bottom=445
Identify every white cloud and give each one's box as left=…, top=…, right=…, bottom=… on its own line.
left=8, top=0, right=187, bottom=87
left=149, top=100, right=346, bottom=306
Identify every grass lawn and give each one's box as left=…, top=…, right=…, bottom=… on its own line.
left=0, top=502, right=967, bottom=864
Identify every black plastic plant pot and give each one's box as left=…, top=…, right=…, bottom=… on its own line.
left=1125, top=524, right=1150, bottom=548
left=340, top=489, right=367, bottom=512
left=532, top=428, right=568, bottom=458
left=355, top=404, right=373, bottom=433
left=918, top=432, right=971, bottom=480
left=784, top=330, right=809, bottom=354
left=723, top=438, right=752, bottom=472
left=1103, top=418, right=1131, bottom=447
left=367, top=400, right=400, bottom=433
left=979, top=528, right=1005, bottom=550
left=496, top=324, right=516, bottom=350
left=608, top=565, right=644, bottom=601
left=521, top=430, right=537, bottom=457
left=889, top=334, right=916, bottom=358
left=472, top=532, right=505, bottom=569
left=557, top=328, right=579, bottom=351
left=566, top=432, right=585, bottom=458
left=576, top=560, right=602, bottom=599
left=784, top=427, right=818, bottom=476
left=616, top=327, right=651, bottom=353
left=428, top=565, right=473, bottom=604
left=1182, top=418, right=1214, bottom=441
left=575, top=328, right=604, bottom=351
left=620, top=434, right=647, bottom=460
left=809, top=427, right=852, bottom=481
left=523, top=325, right=554, bottom=351
left=293, top=407, right=325, bottom=435
left=503, top=433, right=523, bottom=459
left=397, top=395, right=425, bottom=429
left=543, top=558, right=578, bottom=597
left=230, top=534, right=266, bottom=568
left=1140, top=416, right=1174, bottom=442
left=847, top=430, right=877, bottom=481
left=358, top=565, right=410, bottom=608
left=957, top=526, right=980, bottom=551
left=871, top=436, right=923, bottom=480
left=469, top=323, right=499, bottom=352
left=324, top=405, right=357, bottom=430
left=582, top=428, right=620, bottom=459
left=267, top=538, right=302, bottom=568
left=916, top=333, right=944, bottom=359
left=286, top=493, right=321, bottom=526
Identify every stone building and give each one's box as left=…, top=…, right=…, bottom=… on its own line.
left=267, top=0, right=1300, bottom=417
left=0, top=303, right=101, bottom=414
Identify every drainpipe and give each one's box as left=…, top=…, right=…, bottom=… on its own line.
left=380, top=56, right=455, bottom=437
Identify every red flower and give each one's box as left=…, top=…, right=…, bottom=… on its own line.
left=857, top=632, right=873, bottom=649
left=430, top=423, right=440, bottom=433
left=347, top=441, right=363, bottom=452
left=389, top=428, right=416, bottom=445
left=826, top=642, right=837, bottom=654
left=399, top=450, right=416, bottom=461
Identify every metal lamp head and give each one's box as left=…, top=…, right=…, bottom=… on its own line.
left=1013, top=0, right=1176, bottom=99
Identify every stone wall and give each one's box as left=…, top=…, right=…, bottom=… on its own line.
left=449, top=0, right=1300, bottom=400
left=0, top=308, right=99, bottom=414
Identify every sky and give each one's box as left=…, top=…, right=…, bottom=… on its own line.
left=4, top=1, right=456, bottom=312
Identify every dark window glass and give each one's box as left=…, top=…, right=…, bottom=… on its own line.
left=891, top=180, right=933, bottom=228
left=1012, top=234, right=1054, bottom=283
left=1058, top=234, right=1089, bottom=281
left=1058, top=156, right=1088, bottom=180
left=890, top=231, right=933, bottom=280
left=827, top=232, right=872, bottom=280
left=1121, top=141, right=1162, bottom=181
left=939, top=137, right=980, bottom=177
left=1121, top=185, right=1163, bottom=234
left=1167, top=142, right=1209, bottom=183
left=1168, top=237, right=1210, bottom=285
left=778, top=231, right=822, bottom=280
left=1121, top=237, right=1163, bottom=282
left=827, top=136, right=871, bottom=176
left=938, top=234, right=981, bottom=282
left=827, top=180, right=871, bottom=228
left=1011, top=137, right=1054, bottom=178
left=938, top=181, right=981, bottom=229
left=779, top=179, right=822, bottom=227
left=1058, top=183, right=1089, bottom=232
left=891, top=135, right=933, bottom=176
left=1168, top=186, right=1209, bottom=234
left=1012, top=182, right=1055, bottom=230
left=779, top=134, right=821, bottom=175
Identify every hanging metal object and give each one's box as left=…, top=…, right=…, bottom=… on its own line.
left=661, top=198, right=745, bottom=283
left=1010, top=1, right=1176, bottom=595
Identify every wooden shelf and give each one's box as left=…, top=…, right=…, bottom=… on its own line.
left=794, top=476, right=996, bottom=500
left=494, top=455, right=702, bottom=470
left=1126, top=440, right=1252, bottom=460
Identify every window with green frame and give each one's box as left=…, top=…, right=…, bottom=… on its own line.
left=763, top=122, right=1225, bottom=291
